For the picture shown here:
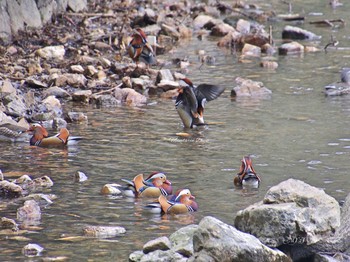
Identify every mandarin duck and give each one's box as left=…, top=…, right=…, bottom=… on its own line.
left=27, top=123, right=81, bottom=147
left=127, top=28, right=156, bottom=66
left=146, top=189, right=198, bottom=214
left=234, top=156, right=261, bottom=188
left=121, top=172, right=173, bottom=198
left=175, top=78, right=225, bottom=128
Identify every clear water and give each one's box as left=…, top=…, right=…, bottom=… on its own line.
left=1, top=0, right=350, bottom=260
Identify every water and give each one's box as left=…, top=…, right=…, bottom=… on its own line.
left=1, top=1, right=350, bottom=261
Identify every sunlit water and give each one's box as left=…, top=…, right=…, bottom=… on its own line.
left=1, top=0, right=350, bottom=261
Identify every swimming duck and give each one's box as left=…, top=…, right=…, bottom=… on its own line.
left=121, top=172, right=173, bottom=198
left=27, top=123, right=81, bottom=147
left=234, top=156, right=261, bottom=188
left=158, top=189, right=198, bottom=214
left=324, top=68, right=350, bottom=96
left=127, top=28, right=156, bottom=66
left=146, top=188, right=198, bottom=214
left=175, top=78, right=225, bottom=128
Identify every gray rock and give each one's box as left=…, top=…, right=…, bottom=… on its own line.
left=236, top=19, right=251, bottom=34
left=2, top=93, right=27, bottom=117
left=143, top=236, right=171, bottom=254
left=231, top=77, right=272, bottom=97
left=74, top=171, right=88, bottom=182
left=72, top=90, right=92, bottom=103
left=36, top=45, right=65, bottom=60
left=282, top=25, right=322, bottom=40
left=191, top=216, right=291, bottom=262
left=193, top=15, right=215, bottom=30
left=68, top=0, right=87, bottom=12
left=157, top=69, right=174, bottom=83
left=1, top=217, right=19, bottom=231
left=157, top=80, right=179, bottom=91
left=43, top=86, right=71, bottom=99
left=22, top=243, right=44, bottom=257
left=129, top=250, right=144, bottom=262
left=114, top=87, right=147, bottom=106
left=37, top=0, right=58, bottom=24
left=0, top=180, right=23, bottom=197
left=140, top=250, right=187, bottom=262
left=211, top=23, right=236, bottom=37
left=170, top=224, right=198, bottom=257
left=90, top=94, right=120, bottom=107
left=235, top=179, right=340, bottom=247
left=241, top=43, right=261, bottom=57
left=0, top=1, right=11, bottom=43
left=17, top=200, right=41, bottom=222
left=278, top=41, right=304, bottom=55
left=83, top=225, right=126, bottom=238
left=66, top=112, right=88, bottom=122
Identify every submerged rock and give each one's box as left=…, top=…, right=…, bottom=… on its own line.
left=0, top=180, right=23, bottom=197
left=282, top=25, right=321, bottom=40
left=83, top=225, right=126, bottom=238
left=231, top=77, right=272, bottom=97
left=22, top=243, right=44, bottom=257
left=17, top=200, right=41, bottom=222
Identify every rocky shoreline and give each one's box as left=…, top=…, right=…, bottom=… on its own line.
left=129, top=179, right=350, bottom=262
left=1, top=0, right=349, bottom=261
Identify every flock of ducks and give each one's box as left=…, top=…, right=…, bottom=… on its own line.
left=0, top=28, right=262, bottom=215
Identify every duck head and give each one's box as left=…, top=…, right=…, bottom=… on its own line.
left=234, top=156, right=260, bottom=188
left=28, top=123, right=49, bottom=145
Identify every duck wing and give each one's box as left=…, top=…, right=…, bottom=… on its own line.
left=195, top=84, right=225, bottom=102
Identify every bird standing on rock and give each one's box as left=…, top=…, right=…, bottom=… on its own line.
left=234, top=156, right=261, bottom=188
left=127, top=28, right=156, bottom=66
left=175, top=78, right=225, bottom=128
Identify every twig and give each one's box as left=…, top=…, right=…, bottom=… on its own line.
left=93, top=83, right=123, bottom=96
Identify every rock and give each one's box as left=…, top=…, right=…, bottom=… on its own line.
left=143, top=236, right=171, bottom=254
left=0, top=180, right=23, bottom=198
left=260, top=61, right=279, bottom=70
left=235, top=179, right=341, bottom=247
left=72, top=90, right=92, bottom=103
left=30, top=176, right=54, bottom=188
left=0, top=169, right=3, bottom=181
left=42, top=96, right=62, bottom=117
left=74, top=171, right=88, bottom=182
left=22, top=243, right=44, bottom=257
left=160, top=89, right=179, bottom=99
left=210, top=23, right=236, bottom=37
left=140, top=250, right=187, bottom=262
left=2, top=93, right=27, bottom=117
left=278, top=41, right=305, bottom=55
left=1, top=217, right=19, bottom=231
left=70, top=65, right=85, bottom=74
left=17, top=200, right=41, bottom=222
left=178, top=24, right=192, bottom=38
left=36, top=45, right=65, bottom=60
left=129, top=250, right=144, bottom=262
left=0, top=81, right=16, bottom=95
left=157, top=69, right=174, bottom=83
left=282, top=25, right=322, bottom=40
left=52, top=118, right=67, bottom=129
left=190, top=216, right=291, bottom=262
left=170, top=224, right=198, bottom=257
left=43, top=86, right=71, bottom=99
left=68, top=0, right=87, bottom=12
left=231, top=77, right=272, bottom=97
left=90, top=94, right=120, bottom=107
left=85, top=65, right=98, bottom=77
left=83, top=225, right=126, bottom=238
left=114, top=87, right=147, bottom=106
left=23, top=193, right=56, bottom=205
left=217, top=31, right=241, bottom=47
left=101, top=184, right=123, bottom=195
left=193, top=15, right=215, bottom=30
left=131, top=76, right=153, bottom=91
left=161, top=24, right=181, bottom=40
left=66, top=112, right=88, bottom=123
left=14, top=175, right=32, bottom=184
left=308, top=192, right=350, bottom=254
left=157, top=80, right=179, bottom=92
left=241, top=43, right=261, bottom=57
left=236, top=19, right=251, bottom=34
left=66, top=73, right=87, bottom=88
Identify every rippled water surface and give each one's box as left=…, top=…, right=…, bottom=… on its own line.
left=2, top=0, right=350, bottom=261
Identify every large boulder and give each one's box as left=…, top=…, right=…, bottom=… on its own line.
left=190, top=216, right=290, bottom=262
left=235, top=179, right=341, bottom=247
